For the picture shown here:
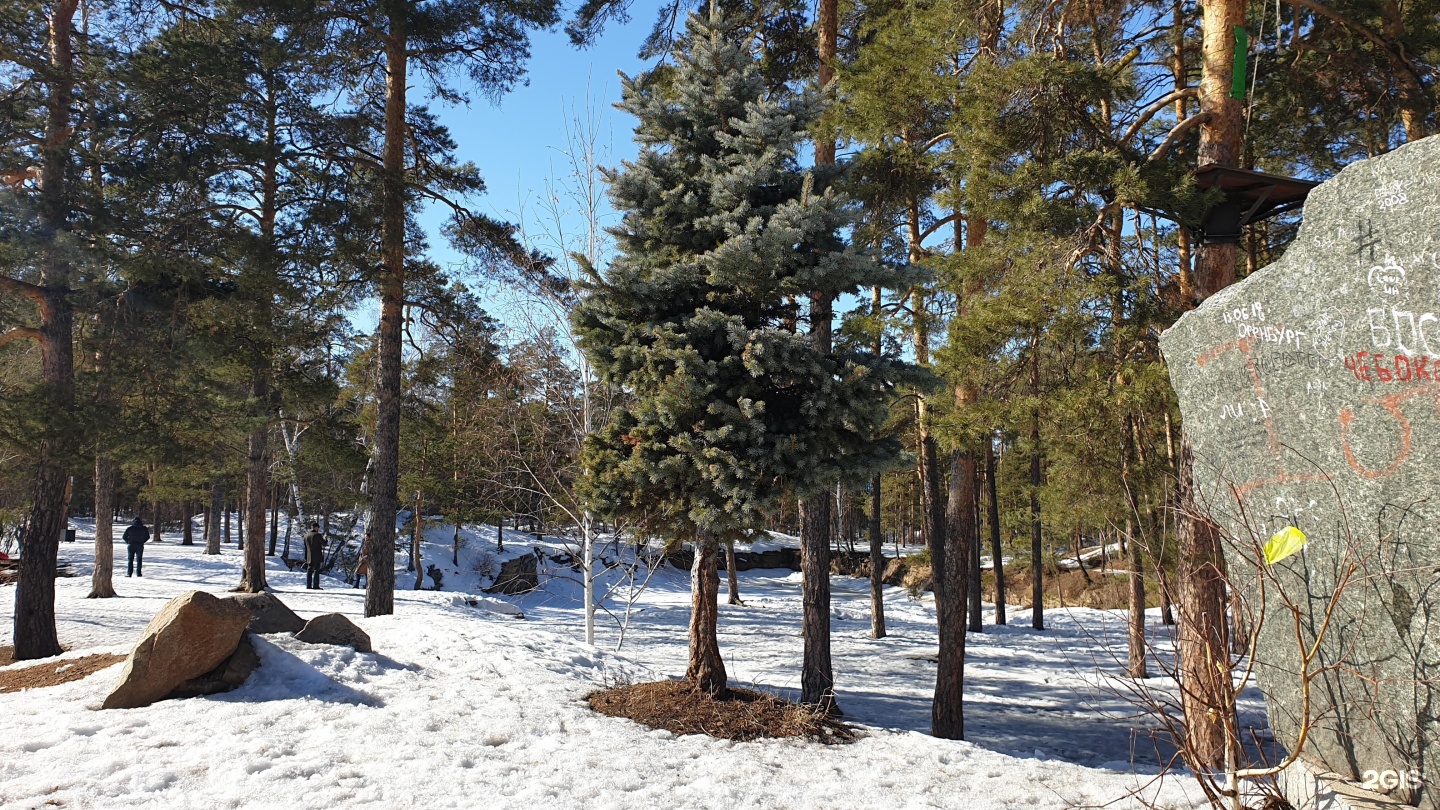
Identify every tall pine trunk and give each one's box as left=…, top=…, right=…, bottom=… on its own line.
left=799, top=490, right=836, bottom=711
left=967, top=465, right=983, bottom=634
left=182, top=501, right=194, bottom=546
left=985, top=440, right=1005, bottom=625
left=1029, top=410, right=1044, bottom=631
left=412, top=492, right=423, bottom=591
left=12, top=0, right=81, bottom=661
left=868, top=282, right=887, bottom=640
left=268, top=487, right=278, bottom=556
left=241, top=65, right=280, bottom=591
left=365, top=13, right=407, bottom=618
left=1127, top=517, right=1148, bottom=679
left=1175, top=0, right=1245, bottom=770
left=724, top=538, right=742, bottom=605
left=238, top=406, right=269, bottom=591
left=869, top=472, right=886, bottom=639
left=206, top=482, right=223, bottom=555
left=798, top=0, right=840, bottom=712
left=88, top=456, right=117, bottom=599
left=1123, top=418, right=1147, bottom=679
left=934, top=439, right=974, bottom=740
left=686, top=532, right=727, bottom=695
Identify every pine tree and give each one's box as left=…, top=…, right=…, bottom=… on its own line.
left=2, top=0, right=97, bottom=658
left=296, top=0, right=560, bottom=617
left=574, top=10, right=912, bottom=697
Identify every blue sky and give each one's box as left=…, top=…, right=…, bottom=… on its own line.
left=410, top=3, right=665, bottom=322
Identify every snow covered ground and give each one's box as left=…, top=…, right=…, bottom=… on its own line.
left=0, top=519, right=1263, bottom=808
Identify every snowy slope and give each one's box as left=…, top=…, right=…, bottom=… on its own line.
left=0, top=520, right=1230, bottom=809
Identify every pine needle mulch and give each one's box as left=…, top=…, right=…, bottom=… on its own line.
left=0, top=651, right=125, bottom=694
left=587, top=680, right=856, bottom=744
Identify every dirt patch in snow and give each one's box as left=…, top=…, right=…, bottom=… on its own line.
left=0, top=652, right=125, bottom=693
left=587, top=680, right=856, bottom=744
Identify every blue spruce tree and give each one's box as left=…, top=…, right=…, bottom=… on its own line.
left=574, top=10, right=916, bottom=696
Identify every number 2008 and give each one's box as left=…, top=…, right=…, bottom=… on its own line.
left=1361, top=769, right=1424, bottom=791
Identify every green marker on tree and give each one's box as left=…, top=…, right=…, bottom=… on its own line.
left=1231, top=26, right=1249, bottom=100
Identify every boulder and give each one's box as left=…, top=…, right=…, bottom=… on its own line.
left=1161, top=136, right=1440, bottom=808
left=881, top=557, right=910, bottom=587
left=102, top=590, right=251, bottom=710
left=484, top=552, right=539, bottom=595
left=295, top=613, right=372, bottom=653
left=226, top=592, right=305, bottom=635
left=166, top=634, right=260, bottom=699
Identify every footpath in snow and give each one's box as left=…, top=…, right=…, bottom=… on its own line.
left=0, top=519, right=1245, bottom=809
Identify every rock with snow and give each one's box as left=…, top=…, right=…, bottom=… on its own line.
left=485, top=552, right=539, bottom=595
left=295, top=613, right=372, bottom=653
left=1161, top=136, right=1440, bottom=807
left=101, top=590, right=251, bottom=709
left=226, top=592, right=305, bottom=635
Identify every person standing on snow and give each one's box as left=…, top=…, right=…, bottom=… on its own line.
left=123, top=516, right=150, bottom=577
left=354, top=532, right=370, bottom=589
left=304, top=522, right=326, bottom=590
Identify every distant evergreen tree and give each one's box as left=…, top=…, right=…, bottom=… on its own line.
left=574, top=10, right=913, bottom=696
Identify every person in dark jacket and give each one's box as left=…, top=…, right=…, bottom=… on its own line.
left=123, top=517, right=150, bottom=577
left=304, top=522, right=325, bottom=590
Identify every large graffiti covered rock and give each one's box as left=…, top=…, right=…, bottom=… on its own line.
left=1162, top=136, right=1440, bottom=808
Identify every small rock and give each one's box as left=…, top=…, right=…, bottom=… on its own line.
left=226, top=592, right=305, bottom=635
left=295, top=613, right=372, bottom=653
left=102, top=591, right=251, bottom=710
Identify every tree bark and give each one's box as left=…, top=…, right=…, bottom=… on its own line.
left=413, top=491, right=423, bottom=591
left=1176, top=0, right=1245, bottom=769
left=800, top=490, right=837, bottom=712
left=985, top=440, right=1005, bottom=625
left=366, top=11, right=407, bottom=619
left=206, top=482, right=223, bottom=555
left=182, top=501, right=194, bottom=546
left=1127, top=517, right=1148, bottom=679
left=686, top=532, right=727, bottom=695
left=1177, top=435, right=1236, bottom=769
left=724, top=538, right=742, bottom=605
left=869, top=472, right=886, bottom=639
left=12, top=0, right=82, bottom=662
left=934, top=443, right=974, bottom=740
left=238, top=390, right=270, bottom=591
left=268, top=486, right=278, bottom=556
left=1121, top=414, right=1148, bottom=679
left=88, top=456, right=117, bottom=599
left=967, top=465, right=983, bottom=634
left=799, top=0, right=840, bottom=710
left=1029, top=377, right=1045, bottom=631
